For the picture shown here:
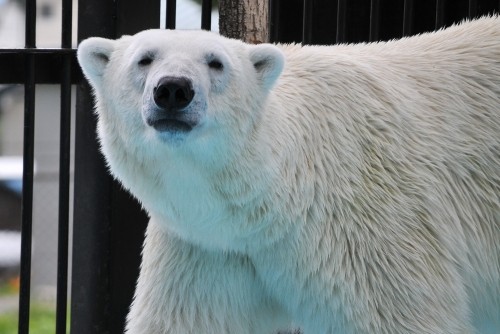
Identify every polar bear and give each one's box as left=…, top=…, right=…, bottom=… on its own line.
left=77, top=17, right=500, bottom=334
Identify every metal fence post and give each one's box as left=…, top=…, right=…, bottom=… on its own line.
left=71, top=0, right=160, bottom=333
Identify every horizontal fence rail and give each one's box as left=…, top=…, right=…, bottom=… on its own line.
left=0, top=49, right=81, bottom=84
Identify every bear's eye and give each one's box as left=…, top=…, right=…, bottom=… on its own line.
left=208, top=59, right=223, bottom=70
left=138, top=56, right=153, bottom=66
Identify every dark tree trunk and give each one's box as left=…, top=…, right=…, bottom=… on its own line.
left=219, top=0, right=269, bottom=43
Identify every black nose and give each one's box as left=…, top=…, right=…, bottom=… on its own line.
left=153, top=76, right=194, bottom=110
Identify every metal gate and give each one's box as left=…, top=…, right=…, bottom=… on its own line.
left=0, top=0, right=497, bottom=333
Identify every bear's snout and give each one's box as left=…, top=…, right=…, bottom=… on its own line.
left=145, top=76, right=200, bottom=136
left=153, top=76, right=194, bottom=110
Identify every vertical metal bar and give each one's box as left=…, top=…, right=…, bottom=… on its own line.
left=435, top=0, right=445, bottom=30
left=369, top=0, right=380, bottom=41
left=61, top=0, right=73, bottom=48
left=72, top=0, right=116, bottom=331
left=72, top=81, right=113, bottom=334
left=24, top=1, right=36, bottom=47
left=201, top=0, right=212, bottom=30
left=18, top=0, right=36, bottom=332
left=55, top=0, right=73, bottom=332
left=269, top=0, right=279, bottom=42
left=166, top=0, right=176, bottom=29
left=19, top=54, right=35, bottom=334
left=468, top=0, right=477, bottom=18
left=336, top=0, right=347, bottom=43
left=302, top=0, right=314, bottom=44
left=73, top=0, right=157, bottom=332
left=403, top=0, right=414, bottom=36
left=56, top=55, right=71, bottom=334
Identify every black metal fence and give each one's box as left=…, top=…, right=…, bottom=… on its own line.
left=272, top=0, right=500, bottom=44
left=0, top=0, right=498, bottom=333
left=5, top=0, right=77, bottom=333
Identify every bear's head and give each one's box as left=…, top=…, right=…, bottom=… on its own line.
left=77, top=30, right=284, bottom=166
left=77, top=30, right=285, bottom=248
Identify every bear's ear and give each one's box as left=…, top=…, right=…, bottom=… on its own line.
left=248, top=44, right=284, bottom=90
left=77, top=37, right=116, bottom=88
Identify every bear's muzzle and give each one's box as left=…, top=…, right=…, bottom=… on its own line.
left=147, top=76, right=198, bottom=134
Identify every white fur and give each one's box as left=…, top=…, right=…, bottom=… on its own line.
left=78, top=17, right=500, bottom=334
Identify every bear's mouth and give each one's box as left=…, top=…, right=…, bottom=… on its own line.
left=150, top=118, right=194, bottom=133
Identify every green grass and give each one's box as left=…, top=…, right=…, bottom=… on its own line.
left=0, top=311, right=18, bottom=334
left=0, top=280, right=69, bottom=333
left=0, top=304, right=70, bottom=334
